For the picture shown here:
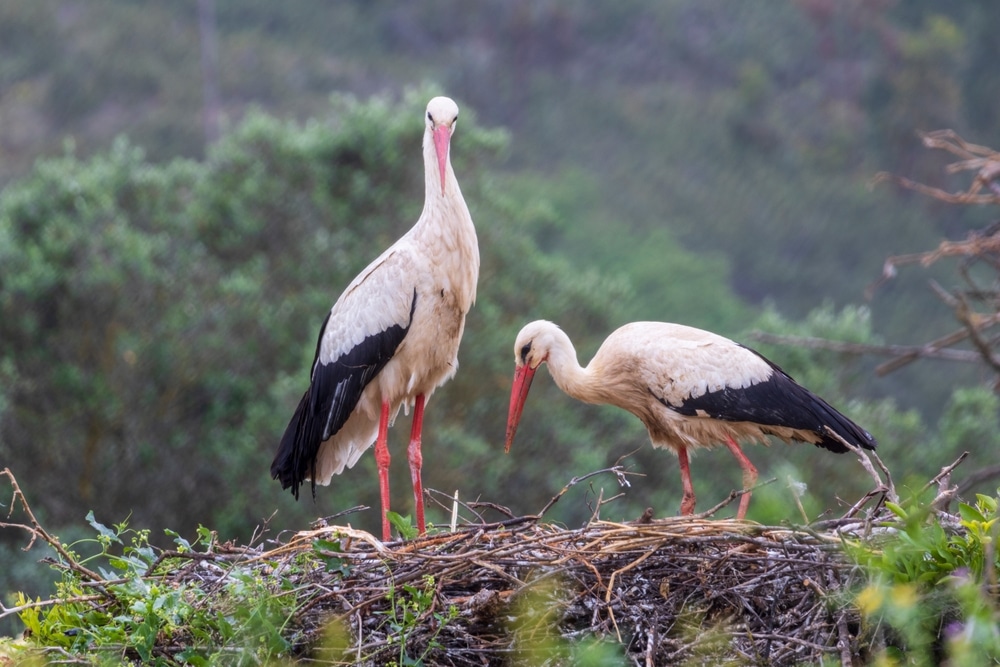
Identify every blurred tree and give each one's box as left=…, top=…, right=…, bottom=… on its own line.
left=961, top=4, right=1000, bottom=146
left=865, top=14, right=965, bottom=180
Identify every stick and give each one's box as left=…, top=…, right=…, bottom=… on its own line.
left=920, top=452, right=969, bottom=497
left=1, top=468, right=107, bottom=586
left=690, top=477, right=777, bottom=520
left=536, top=466, right=632, bottom=518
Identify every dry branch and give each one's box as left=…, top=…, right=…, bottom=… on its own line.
left=871, top=129, right=1000, bottom=205
left=862, top=130, right=1000, bottom=380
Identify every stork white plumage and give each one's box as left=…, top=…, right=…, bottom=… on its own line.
left=505, top=320, right=876, bottom=519
left=271, top=97, right=479, bottom=541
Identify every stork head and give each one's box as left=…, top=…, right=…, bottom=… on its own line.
left=505, top=320, right=559, bottom=453
left=425, top=96, right=460, bottom=195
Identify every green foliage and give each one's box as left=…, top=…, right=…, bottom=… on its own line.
left=852, top=492, right=1000, bottom=666
left=377, top=574, right=459, bottom=666
left=936, top=387, right=1000, bottom=462
left=10, top=514, right=302, bottom=665
left=386, top=512, right=419, bottom=542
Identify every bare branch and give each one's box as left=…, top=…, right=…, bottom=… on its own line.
left=1, top=468, right=107, bottom=586
left=747, top=331, right=986, bottom=369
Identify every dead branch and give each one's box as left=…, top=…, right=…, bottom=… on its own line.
left=871, top=129, right=1000, bottom=205
left=954, top=463, right=1000, bottom=499
left=748, top=331, right=986, bottom=371
left=534, top=465, right=634, bottom=519
left=863, top=131, right=1000, bottom=383
left=920, top=452, right=969, bottom=514
left=1, top=467, right=107, bottom=587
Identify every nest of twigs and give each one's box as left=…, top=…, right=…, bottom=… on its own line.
left=4, top=455, right=907, bottom=666
left=263, top=516, right=868, bottom=666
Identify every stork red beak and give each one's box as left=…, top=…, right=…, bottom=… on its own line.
left=432, top=124, right=451, bottom=195
left=505, top=363, right=537, bottom=453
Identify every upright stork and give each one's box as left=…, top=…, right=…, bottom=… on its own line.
left=271, top=97, right=479, bottom=541
left=505, top=320, right=876, bottom=519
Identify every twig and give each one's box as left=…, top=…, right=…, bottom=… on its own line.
left=1, top=468, right=107, bottom=586
left=955, top=463, right=1000, bottom=498
left=425, top=488, right=515, bottom=525
left=833, top=438, right=896, bottom=506
left=535, top=466, right=632, bottom=518
left=689, top=477, right=777, bottom=520
left=919, top=451, right=969, bottom=499
left=313, top=505, right=369, bottom=527
left=838, top=487, right=888, bottom=522
left=747, top=330, right=988, bottom=377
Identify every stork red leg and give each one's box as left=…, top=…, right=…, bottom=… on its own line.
left=407, top=394, right=427, bottom=535
left=724, top=436, right=758, bottom=520
left=374, top=401, right=392, bottom=540
left=677, top=446, right=697, bottom=515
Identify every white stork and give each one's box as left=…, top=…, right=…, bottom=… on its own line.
left=505, top=320, right=876, bottom=519
left=271, top=96, right=479, bottom=541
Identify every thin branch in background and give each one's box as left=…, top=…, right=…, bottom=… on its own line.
left=747, top=331, right=986, bottom=374
left=870, top=129, right=1000, bottom=205
left=866, top=232, right=1000, bottom=300
left=955, top=463, right=1000, bottom=499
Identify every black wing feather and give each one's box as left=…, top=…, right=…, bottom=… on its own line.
left=658, top=345, right=876, bottom=453
left=271, top=290, right=417, bottom=499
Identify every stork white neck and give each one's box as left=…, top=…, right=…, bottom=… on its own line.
left=412, top=96, right=479, bottom=305
left=524, top=322, right=604, bottom=405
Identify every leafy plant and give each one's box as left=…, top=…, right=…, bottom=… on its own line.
left=377, top=574, right=458, bottom=666
left=852, top=491, right=1000, bottom=666
left=10, top=511, right=305, bottom=665
left=386, top=511, right=420, bottom=542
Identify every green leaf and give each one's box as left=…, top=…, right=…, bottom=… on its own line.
left=312, top=538, right=351, bottom=574
left=386, top=512, right=418, bottom=541
left=959, top=502, right=987, bottom=525
left=885, top=501, right=907, bottom=520
left=976, top=493, right=998, bottom=515
left=312, top=538, right=343, bottom=554
left=86, top=511, right=120, bottom=544
left=165, top=528, right=191, bottom=552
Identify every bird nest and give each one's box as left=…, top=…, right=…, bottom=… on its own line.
left=269, top=515, right=868, bottom=666
left=3, top=463, right=897, bottom=665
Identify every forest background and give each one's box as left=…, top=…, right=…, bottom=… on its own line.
left=2, top=0, right=1000, bottom=628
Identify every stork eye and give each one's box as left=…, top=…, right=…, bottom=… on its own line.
left=520, top=343, right=532, bottom=362
left=427, top=111, right=433, bottom=122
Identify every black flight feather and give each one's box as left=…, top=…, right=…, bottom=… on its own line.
left=655, top=345, right=876, bottom=454
left=271, top=290, right=418, bottom=499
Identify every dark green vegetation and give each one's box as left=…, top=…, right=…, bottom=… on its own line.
left=2, top=1, right=1000, bottom=659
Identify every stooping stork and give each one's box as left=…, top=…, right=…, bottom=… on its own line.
left=505, top=320, right=876, bottom=519
left=271, top=96, right=479, bottom=541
